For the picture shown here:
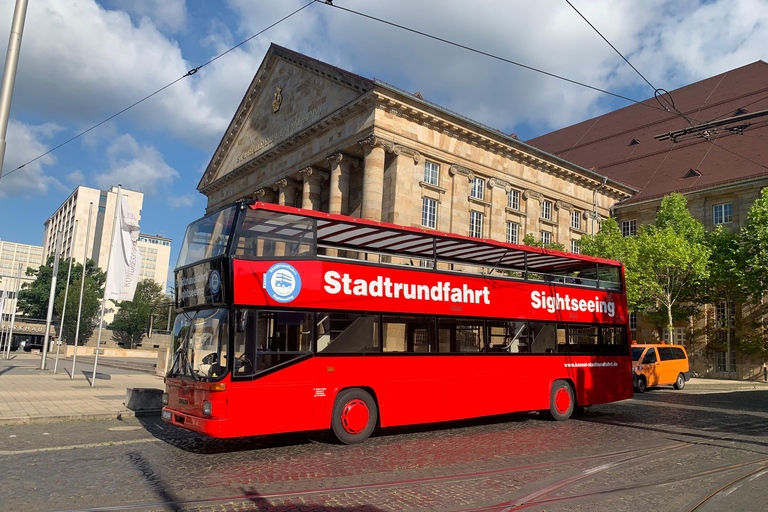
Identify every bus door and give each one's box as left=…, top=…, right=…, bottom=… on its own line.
left=230, top=310, right=313, bottom=435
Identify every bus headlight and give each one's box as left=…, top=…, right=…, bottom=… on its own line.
left=162, top=393, right=169, bottom=405
left=203, top=400, right=212, bottom=416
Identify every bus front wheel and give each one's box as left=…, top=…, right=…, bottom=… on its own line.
left=548, top=380, right=575, bottom=421
left=331, top=388, right=378, bottom=444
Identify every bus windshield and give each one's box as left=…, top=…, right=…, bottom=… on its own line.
left=168, top=308, right=229, bottom=381
left=177, top=205, right=238, bottom=268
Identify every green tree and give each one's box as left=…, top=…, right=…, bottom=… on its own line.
left=53, top=259, right=106, bottom=345
left=655, top=192, right=707, bottom=244
left=110, top=280, right=165, bottom=349
left=578, top=218, right=642, bottom=311
left=18, top=256, right=105, bottom=327
left=741, top=187, right=768, bottom=299
left=522, top=232, right=566, bottom=252
left=634, top=224, right=710, bottom=337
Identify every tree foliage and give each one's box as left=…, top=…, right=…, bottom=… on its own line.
left=741, top=187, right=768, bottom=299
left=18, top=257, right=106, bottom=345
left=522, top=232, right=566, bottom=252
left=110, top=280, right=165, bottom=349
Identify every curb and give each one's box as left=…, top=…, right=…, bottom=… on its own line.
left=0, top=409, right=162, bottom=427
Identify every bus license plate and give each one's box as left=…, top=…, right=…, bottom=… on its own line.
left=162, top=410, right=172, bottom=421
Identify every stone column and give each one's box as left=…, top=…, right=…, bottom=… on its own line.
left=297, top=167, right=328, bottom=211
left=390, top=147, right=421, bottom=227
left=326, top=153, right=358, bottom=216
left=489, top=178, right=511, bottom=243
left=523, top=189, right=543, bottom=240
left=273, top=177, right=300, bottom=207
left=555, top=200, right=574, bottom=246
left=358, top=136, right=386, bottom=222
left=253, top=187, right=277, bottom=204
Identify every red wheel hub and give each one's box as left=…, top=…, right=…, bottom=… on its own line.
left=554, top=388, right=571, bottom=414
left=341, top=399, right=370, bottom=434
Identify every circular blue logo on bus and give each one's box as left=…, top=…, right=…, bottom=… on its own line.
left=265, top=263, right=301, bottom=303
left=209, top=270, right=221, bottom=295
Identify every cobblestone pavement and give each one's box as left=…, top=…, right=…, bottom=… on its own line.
left=1, top=386, right=767, bottom=512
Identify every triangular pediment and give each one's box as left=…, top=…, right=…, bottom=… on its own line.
left=199, top=45, right=373, bottom=191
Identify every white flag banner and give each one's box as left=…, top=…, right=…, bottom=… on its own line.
left=104, top=190, right=142, bottom=301
left=0, top=288, right=7, bottom=320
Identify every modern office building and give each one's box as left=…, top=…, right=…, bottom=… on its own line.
left=0, top=240, right=43, bottom=317
left=42, top=185, right=172, bottom=293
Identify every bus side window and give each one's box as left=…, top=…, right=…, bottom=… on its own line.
left=530, top=321, right=559, bottom=354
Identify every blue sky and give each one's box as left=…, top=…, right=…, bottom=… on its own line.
left=1, top=0, right=767, bottom=289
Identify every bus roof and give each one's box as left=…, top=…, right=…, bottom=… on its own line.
left=247, top=202, right=623, bottom=275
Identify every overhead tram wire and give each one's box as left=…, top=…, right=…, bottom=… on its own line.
left=563, top=0, right=695, bottom=126
left=1, top=0, right=316, bottom=181
left=317, top=1, right=666, bottom=113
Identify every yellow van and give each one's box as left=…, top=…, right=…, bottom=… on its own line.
left=632, top=343, right=691, bottom=393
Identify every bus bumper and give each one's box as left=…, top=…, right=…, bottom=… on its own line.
left=161, top=407, right=228, bottom=437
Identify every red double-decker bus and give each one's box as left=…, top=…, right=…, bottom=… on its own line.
left=161, top=202, right=632, bottom=443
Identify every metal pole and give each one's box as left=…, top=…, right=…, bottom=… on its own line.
left=41, top=231, right=62, bottom=369
left=0, top=0, right=28, bottom=185
left=72, top=204, right=92, bottom=379
left=92, top=187, right=121, bottom=386
left=6, top=263, right=21, bottom=359
left=54, top=221, right=76, bottom=374
left=166, top=303, right=171, bottom=331
left=0, top=279, right=7, bottom=357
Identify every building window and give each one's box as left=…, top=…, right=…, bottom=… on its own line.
left=541, top=200, right=552, bottom=221
left=662, top=327, right=685, bottom=345
left=469, top=211, right=483, bottom=238
left=422, top=197, right=437, bottom=229
left=540, top=231, right=551, bottom=245
left=424, top=160, right=439, bottom=186
left=621, top=219, right=637, bottom=237
left=508, top=189, right=520, bottom=210
left=420, top=259, right=434, bottom=269
left=715, top=351, right=736, bottom=372
left=570, top=239, right=580, bottom=254
left=713, top=203, right=733, bottom=224
left=571, top=211, right=581, bottom=230
left=470, top=177, right=485, bottom=200
left=716, top=301, right=735, bottom=327
left=629, top=312, right=637, bottom=331
left=506, top=221, right=519, bottom=244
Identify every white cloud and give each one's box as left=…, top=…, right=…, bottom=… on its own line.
left=168, top=194, right=196, bottom=208
left=67, top=170, right=85, bottom=184
left=95, top=134, right=179, bottom=193
left=0, top=120, right=64, bottom=197
left=105, top=0, right=188, bottom=33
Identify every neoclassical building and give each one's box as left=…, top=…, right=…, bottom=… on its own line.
left=199, top=44, right=633, bottom=262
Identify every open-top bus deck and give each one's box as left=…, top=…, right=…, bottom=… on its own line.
left=161, top=202, right=632, bottom=443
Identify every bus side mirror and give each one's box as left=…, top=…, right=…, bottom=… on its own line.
left=237, top=310, right=248, bottom=333
left=146, top=314, right=154, bottom=339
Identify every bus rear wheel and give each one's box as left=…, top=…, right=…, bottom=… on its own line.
left=548, top=380, right=575, bottom=421
left=331, top=388, right=377, bottom=444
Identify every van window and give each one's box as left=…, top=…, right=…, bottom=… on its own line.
left=671, top=347, right=687, bottom=360
left=642, top=348, right=657, bottom=364
left=631, top=346, right=644, bottom=360
left=658, top=346, right=675, bottom=361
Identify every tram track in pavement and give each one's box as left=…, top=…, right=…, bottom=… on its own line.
left=45, top=442, right=685, bottom=512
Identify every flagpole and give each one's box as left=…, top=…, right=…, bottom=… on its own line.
left=72, top=204, right=92, bottom=379
left=40, top=231, right=62, bottom=370
left=92, top=187, right=121, bottom=386
left=0, top=280, right=7, bottom=357
left=6, top=263, right=21, bottom=359
left=54, top=221, right=76, bottom=374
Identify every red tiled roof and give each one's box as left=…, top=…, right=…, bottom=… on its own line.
left=526, top=61, right=768, bottom=205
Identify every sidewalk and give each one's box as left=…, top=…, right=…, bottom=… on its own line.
left=0, top=352, right=164, bottom=426
left=685, top=376, right=768, bottom=391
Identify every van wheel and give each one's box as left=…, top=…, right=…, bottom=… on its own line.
left=674, top=373, right=685, bottom=390
left=548, top=380, right=575, bottom=421
left=331, top=388, right=377, bottom=444
left=636, top=376, right=646, bottom=393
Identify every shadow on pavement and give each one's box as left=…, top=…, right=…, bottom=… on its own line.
left=82, top=371, right=111, bottom=384
left=127, top=450, right=183, bottom=512
left=239, top=486, right=387, bottom=511
left=135, top=415, right=314, bottom=454
left=0, top=365, right=20, bottom=376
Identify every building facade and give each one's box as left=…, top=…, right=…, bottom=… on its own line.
left=198, top=45, right=634, bottom=262
left=42, top=185, right=172, bottom=293
left=528, top=61, right=768, bottom=380
left=0, top=240, right=43, bottom=317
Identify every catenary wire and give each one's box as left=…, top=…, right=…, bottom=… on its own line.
left=318, top=1, right=666, bottom=112
left=0, top=0, right=316, bottom=181
left=563, top=0, right=694, bottom=125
